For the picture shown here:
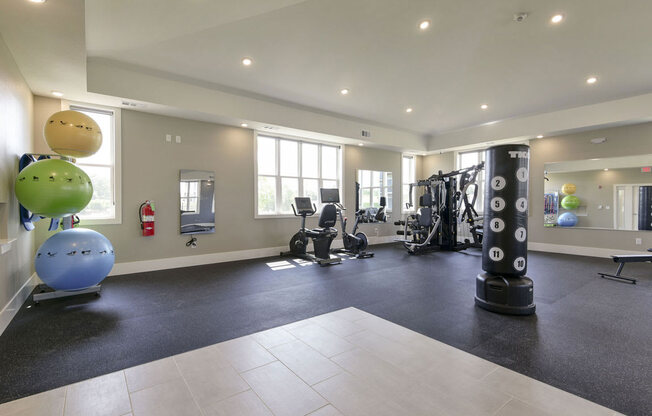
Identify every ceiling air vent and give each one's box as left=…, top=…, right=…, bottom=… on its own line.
left=121, top=101, right=145, bottom=108
left=361, top=130, right=371, bottom=138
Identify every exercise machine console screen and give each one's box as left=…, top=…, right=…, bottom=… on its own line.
left=320, top=188, right=340, bottom=204
left=294, top=197, right=314, bottom=214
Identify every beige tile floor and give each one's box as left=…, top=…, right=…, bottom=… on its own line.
left=0, top=308, right=625, bottom=416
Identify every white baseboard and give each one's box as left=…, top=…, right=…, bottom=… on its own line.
left=110, top=235, right=398, bottom=276
left=528, top=242, right=641, bottom=258
left=0, top=273, right=37, bottom=336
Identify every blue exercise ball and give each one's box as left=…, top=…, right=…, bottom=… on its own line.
left=35, top=228, right=114, bottom=291
left=557, top=212, right=578, bottom=227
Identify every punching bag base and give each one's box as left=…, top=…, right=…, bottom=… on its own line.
left=475, top=273, right=536, bottom=316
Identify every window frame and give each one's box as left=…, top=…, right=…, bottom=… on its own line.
left=401, top=154, right=416, bottom=213
left=455, top=149, right=487, bottom=215
left=61, top=100, right=122, bottom=225
left=180, top=180, right=200, bottom=215
left=253, top=132, right=344, bottom=218
left=357, top=170, right=393, bottom=213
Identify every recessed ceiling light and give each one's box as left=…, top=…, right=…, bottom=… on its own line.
left=340, top=88, right=350, bottom=95
left=480, top=104, right=488, bottom=110
left=241, top=57, right=253, bottom=66
left=51, top=91, right=63, bottom=97
left=551, top=14, right=564, bottom=24
left=28, top=0, right=46, bottom=3
left=603, top=168, right=609, bottom=171
left=586, top=76, right=598, bottom=84
left=405, top=107, right=413, bottom=113
left=536, top=135, right=543, bottom=139
left=419, top=20, right=431, bottom=30
left=240, top=123, right=248, bottom=128
left=358, top=143, right=364, bottom=146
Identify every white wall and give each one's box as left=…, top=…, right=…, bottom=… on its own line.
left=0, top=34, right=35, bottom=333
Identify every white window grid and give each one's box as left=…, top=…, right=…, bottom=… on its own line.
left=66, top=102, right=121, bottom=224
left=255, top=134, right=342, bottom=217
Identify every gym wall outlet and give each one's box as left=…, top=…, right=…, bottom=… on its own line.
left=165, top=134, right=182, bottom=143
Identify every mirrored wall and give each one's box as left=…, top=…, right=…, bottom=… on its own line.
left=544, top=154, right=652, bottom=230
left=358, top=170, right=392, bottom=212
left=180, top=170, right=215, bottom=234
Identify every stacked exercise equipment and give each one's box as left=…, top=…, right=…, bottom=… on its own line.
left=558, top=183, right=580, bottom=227
left=475, top=144, right=535, bottom=315
left=14, top=110, right=115, bottom=303
left=394, top=163, right=484, bottom=254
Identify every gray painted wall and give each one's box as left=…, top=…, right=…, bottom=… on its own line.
left=0, top=35, right=34, bottom=309
left=32, top=106, right=410, bottom=263
left=421, top=152, right=455, bottom=179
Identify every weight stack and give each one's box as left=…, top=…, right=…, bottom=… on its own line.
left=475, top=144, right=535, bottom=315
left=638, top=186, right=652, bottom=231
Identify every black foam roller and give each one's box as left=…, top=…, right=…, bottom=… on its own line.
left=639, top=185, right=652, bottom=231
left=482, top=144, right=529, bottom=276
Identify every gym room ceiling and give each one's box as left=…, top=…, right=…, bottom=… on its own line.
left=2, top=0, right=652, bottom=151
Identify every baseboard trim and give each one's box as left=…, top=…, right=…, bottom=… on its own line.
left=528, top=242, right=641, bottom=258
left=0, top=273, right=37, bottom=336
left=109, top=235, right=398, bottom=276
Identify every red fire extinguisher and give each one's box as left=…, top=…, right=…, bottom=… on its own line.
left=139, top=201, right=155, bottom=236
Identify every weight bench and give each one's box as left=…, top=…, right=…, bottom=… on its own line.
left=598, top=248, right=652, bottom=284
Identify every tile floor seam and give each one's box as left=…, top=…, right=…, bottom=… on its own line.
left=304, top=403, right=330, bottom=416
left=266, top=337, right=348, bottom=388
left=250, top=328, right=296, bottom=351
left=480, top=365, right=500, bottom=381
left=244, top=386, right=276, bottom=416
left=490, top=396, right=514, bottom=416
left=60, top=387, right=68, bottom=416
left=121, top=371, right=134, bottom=416
left=308, top=367, right=345, bottom=387
left=241, top=360, right=325, bottom=416
left=235, top=357, right=280, bottom=375
left=171, top=353, right=208, bottom=416
left=308, top=316, right=367, bottom=338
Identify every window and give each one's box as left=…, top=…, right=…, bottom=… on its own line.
left=358, top=170, right=392, bottom=211
left=67, top=103, right=121, bottom=224
left=402, top=155, right=416, bottom=212
left=255, top=135, right=341, bottom=216
left=180, top=181, right=199, bottom=214
left=457, top=149, right=485, bottom=213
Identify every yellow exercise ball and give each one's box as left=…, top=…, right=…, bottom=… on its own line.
left=44, top=110, right=102, bottom=158
left=561, top=183, right=576, bottom=195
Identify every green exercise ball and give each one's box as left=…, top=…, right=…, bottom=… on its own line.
left=15, top=159, right=93, bottom=218
left=561, top=195, right=580, bottom=210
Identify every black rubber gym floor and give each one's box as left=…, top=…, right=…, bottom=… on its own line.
left=0, top=244, right=650, bottom=415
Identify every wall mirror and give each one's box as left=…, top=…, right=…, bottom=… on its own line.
left=544, top=154, right=652, bottom=230
left=180, top=169, right=215, bottom=234
left=357, top=170, right=391, bottom=222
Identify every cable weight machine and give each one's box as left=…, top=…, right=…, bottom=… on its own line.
left=394, top=163, right=484, bottom=254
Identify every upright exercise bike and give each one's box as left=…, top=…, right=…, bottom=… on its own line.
left=281, top=196, right=341, bottom=266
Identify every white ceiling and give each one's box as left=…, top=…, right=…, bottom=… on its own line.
left=2, top=0, right=652, bottom=149
left=84, top=0, right=652, bottom=134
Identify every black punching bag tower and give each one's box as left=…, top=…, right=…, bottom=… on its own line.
left=638, top=186, right=652, bottom=231
left=475, top=144, right=535, bottom=315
